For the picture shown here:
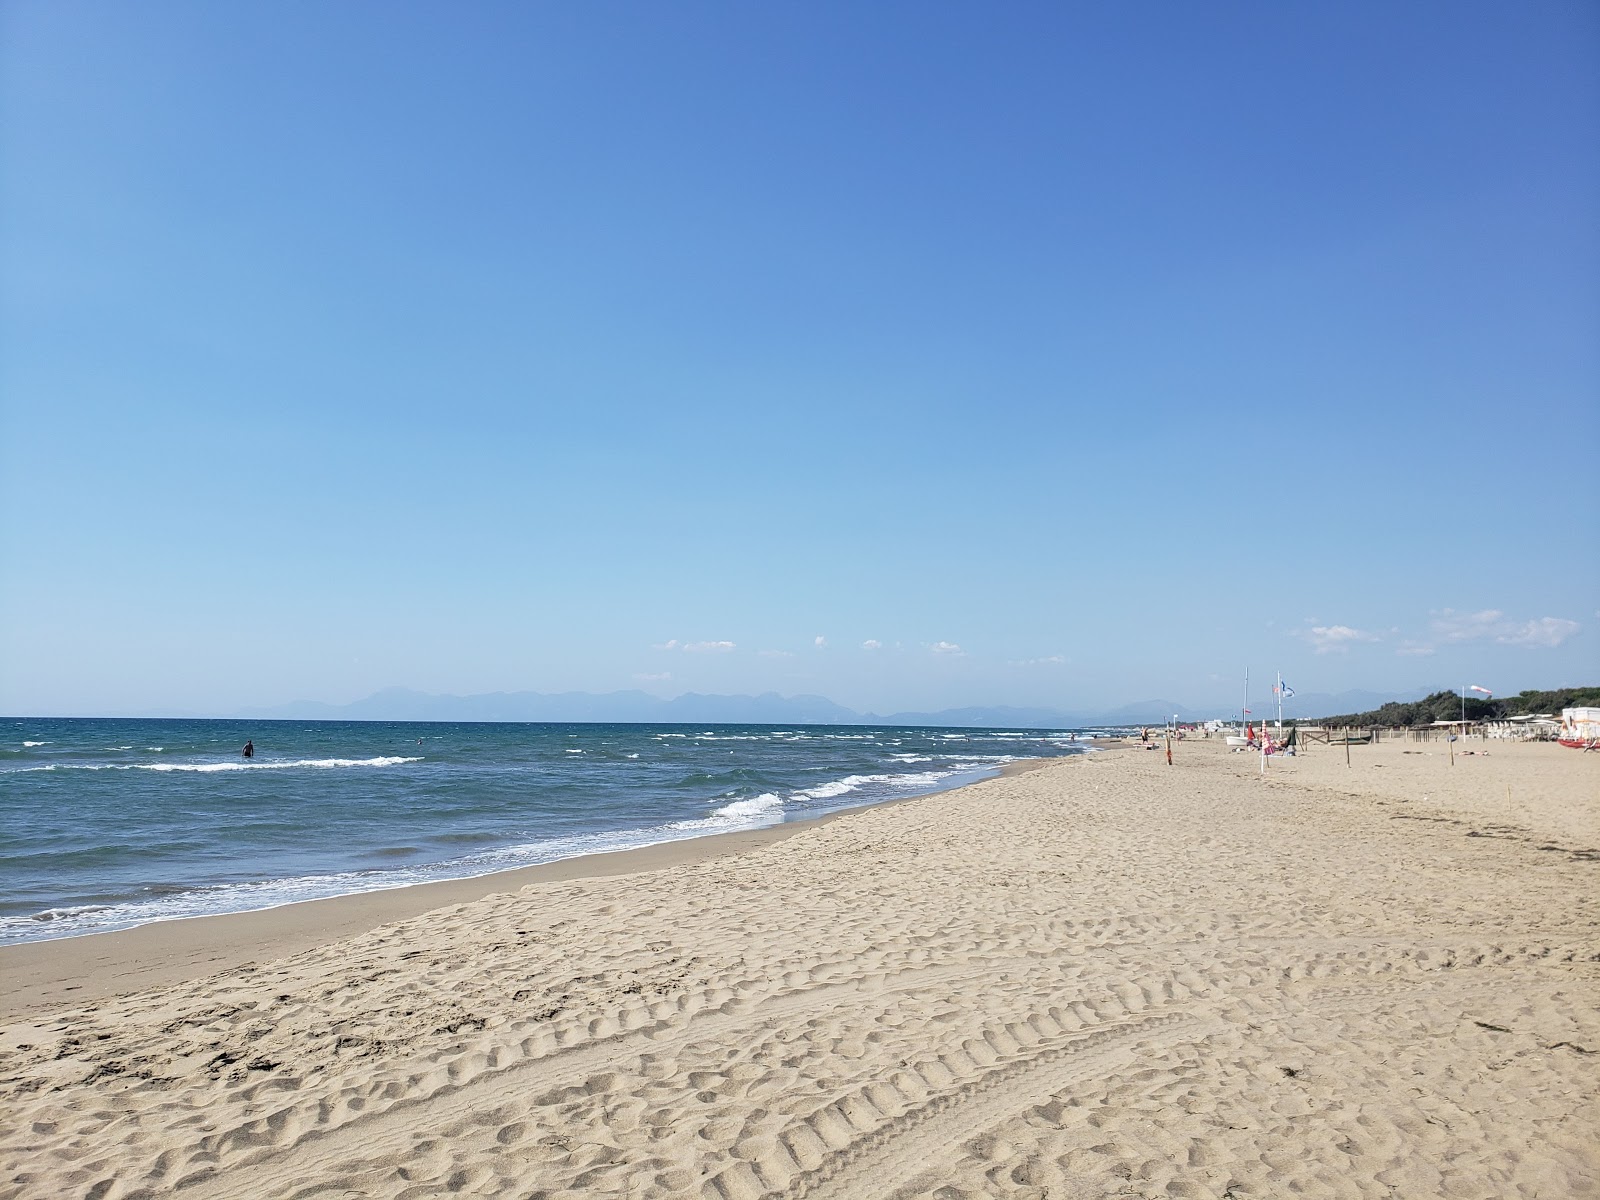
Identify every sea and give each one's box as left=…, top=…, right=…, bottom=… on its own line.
left=0, top=718, right=1100, bottom=946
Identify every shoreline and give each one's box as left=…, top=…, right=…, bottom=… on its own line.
left=0, top=753, right=1074, bottom=1016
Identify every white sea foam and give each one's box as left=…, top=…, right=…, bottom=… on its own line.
left=151, top=756, right=423, bottom=772
left=710, top=793, right=785, bottom=821
left=22, top=741, right=48, bottom=747
left=795, top=772, right=896, bottom=801
left=9, top=756, right=423, bottom=774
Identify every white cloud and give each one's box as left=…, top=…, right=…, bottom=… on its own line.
left=683, top=640, right=736, bottom=653
left=1498, top=617, right=1580, bottom=648
left=930, top=641, right=964, bottom=656
left=1009, top=655, right=1065, bottom=666
left=1431, top=609, right=1507, bottom=643
left=758, top=649, right=795, bottom=658
left=861, top=639, right=882, bottom=650
left=814, top=635, right=827, bottom=648
left=1395, top=643, right=1436, bottom=657
left=1304, top=625, right=1380, bottom=654
left=651, top=639, right=679, bottom=651
left=1431, top=609, right=1580, bottom=648
left=633, top=672, right=671, bottom=682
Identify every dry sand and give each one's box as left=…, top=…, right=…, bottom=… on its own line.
left=1, top=737, right=1595, bottom=1199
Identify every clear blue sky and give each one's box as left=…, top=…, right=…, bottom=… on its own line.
left=2, top=1, right=1596, bottom=717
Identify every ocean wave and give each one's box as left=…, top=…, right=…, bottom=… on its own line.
left=139, top=755, right=423, bottom=773
left=8, top=756, right=423, bottom=774
left=795, top=772, right=898, bottom=801
left=23, top=741, right=48, bottom=747
left=21, top=903, right=115, bottom=924
left=710, top=793, right=784, bottom=821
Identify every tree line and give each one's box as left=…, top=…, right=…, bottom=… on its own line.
left=1312, top=687, right=1600, bottom=728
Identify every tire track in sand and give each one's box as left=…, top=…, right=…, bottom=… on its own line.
left=759, top=1013, right=1222, bottom=1200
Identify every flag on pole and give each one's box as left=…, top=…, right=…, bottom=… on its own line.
left=1469, top=685, right=1493, bottom=697
left=1280, top=682, right=1295, bottom=698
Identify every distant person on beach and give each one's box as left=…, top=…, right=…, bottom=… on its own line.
left=242, top=740, right=254, bottom=758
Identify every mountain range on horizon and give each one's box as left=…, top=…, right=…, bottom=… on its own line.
left=229, top=686, right=1434, bottom=728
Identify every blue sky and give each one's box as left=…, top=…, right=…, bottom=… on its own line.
left=2, top=1, right=1596, bottom=717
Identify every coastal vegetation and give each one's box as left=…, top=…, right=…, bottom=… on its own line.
left=1315, top=687, right=1600, bottom=728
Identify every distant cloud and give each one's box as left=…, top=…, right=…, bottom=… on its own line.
left=1304, top=625, right=1380, bottom=654
left=633, top=672, right=671, bottom=682
left=1431, top=609, right=1580, bottom=648
left=758, top=649, right=795, bottom=658
left=814, top=635, right=827, bottom=648
left=862, top=639, right=882, bottom=650
left=930, top=641, right=964, bottom=656
left=654, top=638, right=736, bottom=653
left=1500, top=617, right=1580, bottom=647
left=1009, top=655, right=1065, bottom=667
left=1431, top=609, right=1508, bottom=643
left=1395, top=643, right=1436, bottom=657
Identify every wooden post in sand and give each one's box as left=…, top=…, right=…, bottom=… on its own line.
left=1344, top=736, right=1351, bottom=768
left=1165, top=732, right=1172, bottom=766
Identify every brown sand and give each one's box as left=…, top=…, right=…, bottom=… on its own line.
left=1, top=737, right=1595, bottom=1198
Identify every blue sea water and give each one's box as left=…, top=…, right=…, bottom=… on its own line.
left=0, top=718, right=1097, bottom=946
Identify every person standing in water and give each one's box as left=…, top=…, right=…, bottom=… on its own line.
left=242, top=740, right=254, bottom=759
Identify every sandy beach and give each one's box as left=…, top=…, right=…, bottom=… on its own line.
left=1, top=736, right=1595, bottom=1199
